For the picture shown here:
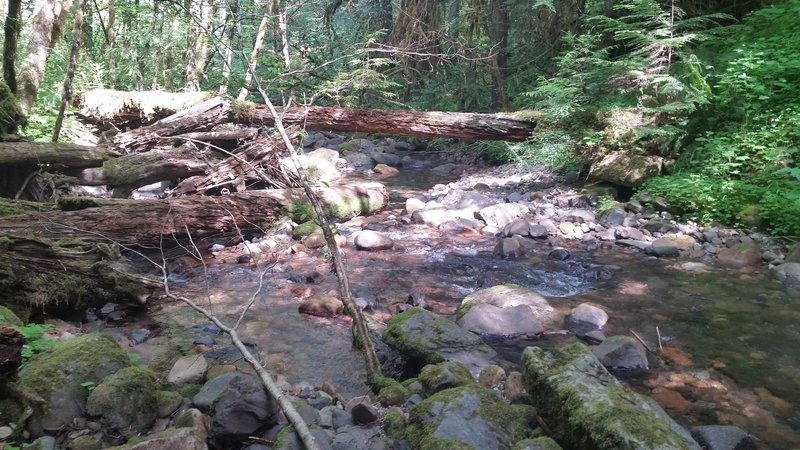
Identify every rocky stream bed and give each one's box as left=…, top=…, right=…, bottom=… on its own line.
left=2, top=132, right=800, bottom=450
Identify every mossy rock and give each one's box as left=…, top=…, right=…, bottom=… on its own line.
left=521, top=343, right=700, bottom=449
left=293, top=220, right=322, bottom=237
left=104, top=426, right=207, bottom=450
left=419, top=360, right=476, bottom=396
left=406, top=384, right=529, bottom=450
left=86, top=365, right=161, bottom=432
left=19, top=333, right=131, bottom=437
left=383, top=407, right=407, bottom=439
left=382, top=307, right=496, bottom=377
left=68, top=434, right=104, bottom=450
left=273, top=424, right=331, bottom=450
left=513, top=436, right=563, bottom=450
left=0, top=81, right=26, bottom=136
left=377, top=381, right=411, bottom=406
left=157, top=390, right=184, bottom=417
left=0, top=305, right=24, bottom=327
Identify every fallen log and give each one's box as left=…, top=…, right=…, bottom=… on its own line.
left=75, top=89, right=214, bottom=127
left=0, top=183, right=388, bottom=247
left=0, top=142, right=118, bottom=167
left=81, top=91, right=537, bottom=142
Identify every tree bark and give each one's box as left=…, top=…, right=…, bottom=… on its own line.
left=76, top=89, right=214, bottom=127
left=53, top=0, right=89, bottom=142
left=80, top=92, right=537, bottom=141
left=0, top=142, right=118, bottom=167
left=2, top=0, right=21, bottom=94
left=0, top=183, right=388, bottom=246
left=237, top=2, right=272, bottom=101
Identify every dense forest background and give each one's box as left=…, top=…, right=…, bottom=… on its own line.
left=1, top=0, right=799, bottom=235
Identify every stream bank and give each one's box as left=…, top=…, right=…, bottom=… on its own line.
left=2, top=131, right=799, bottom=449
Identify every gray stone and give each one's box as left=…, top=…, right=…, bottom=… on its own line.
left=280, top=155, right=341, bottom=183
left=548, top=248, right=571, bottom=260
left=773, top=262, right=800, bottom=282
left=0, top=426, right=12, bottom=440
left=383, top=307, right=497, bottom=376
left=717, top=240, right=763, bottom=268
left=522, top=344, right=700, bottom=450
left=591, top=152, right=664, bottom=187
left=786, top=245, right=800, bottom=263
left=405, top=198, right=426, bottom=215
left=651, top=238, right=681, bottom=257
left=458, top=284, right=555, bottom=326
left=351, top=402, right=380, bottom=424
left=193, top=335, right=216, bottom=346
left=307, top=148, right=340, bottom=165
left=354, top=230, right=393, bottom=251
left=615, top=226, right=646, bottom=240
left=26, top=436, right=57, bottom=450
left=690, top=425, right=757, bottom=450
left=529, top=224, right=549, bottom=238
left=344, top=152, right=376, bottom=170
left=600, top=208, right=627, bottom=227
left=431, top=163, right=461, bottom=175
left=331, top=406, right=353, bottom=429
left=616, top=239, right=652, bottom=251
left=567, top=303, right=609, bottom=333
left=625, top=201, right=645, bottom=214
left=369, top=151, right=402, bottom=167
left=477, top=203, right=530, bottom=229
left=273, top=425, right=333, bottom=450
left=592, top=335, right=649, bottom=371
left=458, top=303, right=543, bottom=339
left=406, top=385, right=528, bottom=450
left=129, top=328, right=152, bottom=345
left=494, top=237, right=524, bottom=258
left=168, top=354, right=209, bottom=387
left=411, top=209, right=474, bottom=227
left=565, top=209, right=596, bottom=223
left=504, top=218, right=532, bottom=237
left=514, top=437, right=563, bottom=450
left=458, top=191, right=496, bottom=210
left=331, top=425, right=382, bottom=450
left=202, top=372, right=277, bottom=444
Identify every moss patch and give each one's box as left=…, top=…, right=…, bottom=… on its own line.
left=0, top=198, right=49, bottom=217
left=383, top=408, right=407, bottom=439
left=419, top=361, right=475, bottom=396
left=86, top=365, right=160, bottom=432
left=0, top=305, right=24, bottom=326
left=0, top=81, right=26, bottom=135
left=56, top=196, right=100, bottom=211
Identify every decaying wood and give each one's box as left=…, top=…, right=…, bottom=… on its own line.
left=0, top=183, right=388, bottom=247
left=0, top=327, right=24, bottom=380
left=0, top=142, right=118, bottom=167
left=76, top=89, right=214, bottom=126
left=112, top=97, right=232, bottom=154
left=169, top=130, right=300, bottom=196
left=80, top=90, right=537, bottom=142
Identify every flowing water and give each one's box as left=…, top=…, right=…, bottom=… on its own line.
left=144, top=155, right=800, bottom=448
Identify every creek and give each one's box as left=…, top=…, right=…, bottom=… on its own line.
left=119, top=149, right=799, bottom=449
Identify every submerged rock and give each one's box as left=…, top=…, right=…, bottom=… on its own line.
left=522, top=344, right=699, bottom=449
left=690, top=425, right=757, bottom=450
left=19, top=333, right=131, bottom=437
left=298, top=296, right=344, bottom=318
left=406, top=384, right=529, bottom=450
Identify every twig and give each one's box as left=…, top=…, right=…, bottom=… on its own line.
left=630, top=329, right=655, bottom=354
left=656, top=326, right=663, bottom=351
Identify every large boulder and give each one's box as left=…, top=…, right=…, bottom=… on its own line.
left=406, top=385, right=529, bottom=450
left=477, top=203, right=530, bottom=229
left=280, top=155, right=341, bottom=183
left=382, top=307, right=496, bottom=377
left=19, top=333, right=131, bottom=436
left=716, top=239, right=762, bottom=268
left=192, top=372, right=278, bottom=445
left=457, top=303, right=543, bottom=340
left=591, top=152, right=664, bottom=187
left=458, top=284, right=556, bottom=327
left=772, top=262, right=800, bottom=282
left=522, top=344, right=699, bottom=450
left=86, top=366, right=160, bottom=432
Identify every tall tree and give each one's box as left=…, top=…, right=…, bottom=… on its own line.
left=488, top=0, right=509, bottom=110
left=2, top=0, right=22, bottom=94
left=18, top=0, right=75, bottom=112
left=237, top=1, right=272, bottom=100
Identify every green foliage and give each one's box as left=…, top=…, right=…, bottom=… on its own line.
left=505, top=132, right=588, bottom=174
left=15, top=323, right=57, bottom=363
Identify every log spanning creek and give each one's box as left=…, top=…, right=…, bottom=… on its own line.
left=109, top=145, right=800, bottom=449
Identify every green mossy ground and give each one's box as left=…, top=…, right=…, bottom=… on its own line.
left=0, top=305, right=24, bottom=326
left=0, top=198, right=51, bottom=217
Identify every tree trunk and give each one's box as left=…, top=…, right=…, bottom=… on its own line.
left=104, top=0, right=117, bottom=86
left=17, top=0, right=75, bottom=112
left=2, top=0, right=22, bottom=94
left=218, top=0, right=237, bottom=94
left=488, top=0, right=509, bottom=111
left=0, top=142, right=118, bottom=167
left=53, top=0, right=89, bottom=142
left=79, top=92, right=538, bottom=141
left=237, top=2, right=272, bottom=101
left=0, top=183, right=388, bottom=247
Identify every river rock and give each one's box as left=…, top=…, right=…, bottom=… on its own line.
left=529, top=224, right=550, bottom=238
left=494, top=237, right=524, bottom=258
left=564, top=209, right=596, bottom=223
left=307, top=148, right=340, bottom=165
left=600, top=208, right=627, bottom=227
left=591, top=152, right=664, bottom=187
left=382, top=307, right=496, bottom=376
left=193, top=372, right=278, bottom=445
left=412, top=208, right=473, bottom=227
left=458, top=284, right=555, bottom=326
left=548, top=248, right=571, bottom=260
left=616, top=239, right=652, bottom=251
left=351, top=402, right=380, bottom=424
left=431, top=163, right=461, bottom=176
left=458, top=191, right=496, bottom=210
left=651, top=238, right=681, bottom=257
left=716, top=239, right=762, bottom=268
left=106, top=427, right=209, bottom=450
left=419, top=360, right=476, bottom=395
left=514, top=437, right=563, bottom=450
left=477, top=203, right=530, bottom=229
left=368, top=150, right=401, bottom=167
left=280, top=155, right=341, bottom=183
left=566, top=303, right=608, bottom=333
left=772, top=262, right=800, bottom=282
left=615, top=226, right=646, bottom=240
left=354, top=230, right=393, bottom=251
left=168, top=354, right=209, bottom=387
left=86, top=366, right=160, bottom=432
left=405, top=197, right=426, bottom=215
left=504, top=218, right=532, bottom=237
left=373, top=163, right=399, bottom=176
left=406, top=384, right=528, bottom=450
left=592, top=335, right=649, bottom=371
left=689, top=425, right=757, bottom=450
left=457, top=303, right=543, bottom=339
left=298, top=296, right=344, bottom=318
left=19, top=333, right=131, bottom=437
left=329, top=424, right=382, bottom=450
left=522, top=344, right=699, bottom=449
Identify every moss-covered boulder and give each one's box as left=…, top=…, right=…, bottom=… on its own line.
left=591, top=152, right=664, bottom=188
left=293, top=220, right=322, bottom=237
left=19, top=333, right=131, bottom=436
left=521, top=343, right=700, bottom=449
left=86, top=366, right=160, bottom=432
left=0, top=305, right=23, bottom=326
left=406, top=385, right=529, bottom=450
left=513, top=437, right=563, bottom=450
left=383, top=307, right=496, bottom=377
left=106, top=427, right=208, bottom=450
left=418, top=361, right=476, bottom=396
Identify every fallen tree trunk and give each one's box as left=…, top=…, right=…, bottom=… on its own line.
left=82, top=91, right=537, bottom=142
left=0, top=183, right=388, bottom=247
left=0, top=142, right=118, bottom=167
left=75, top=89, right=214, bottom=127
